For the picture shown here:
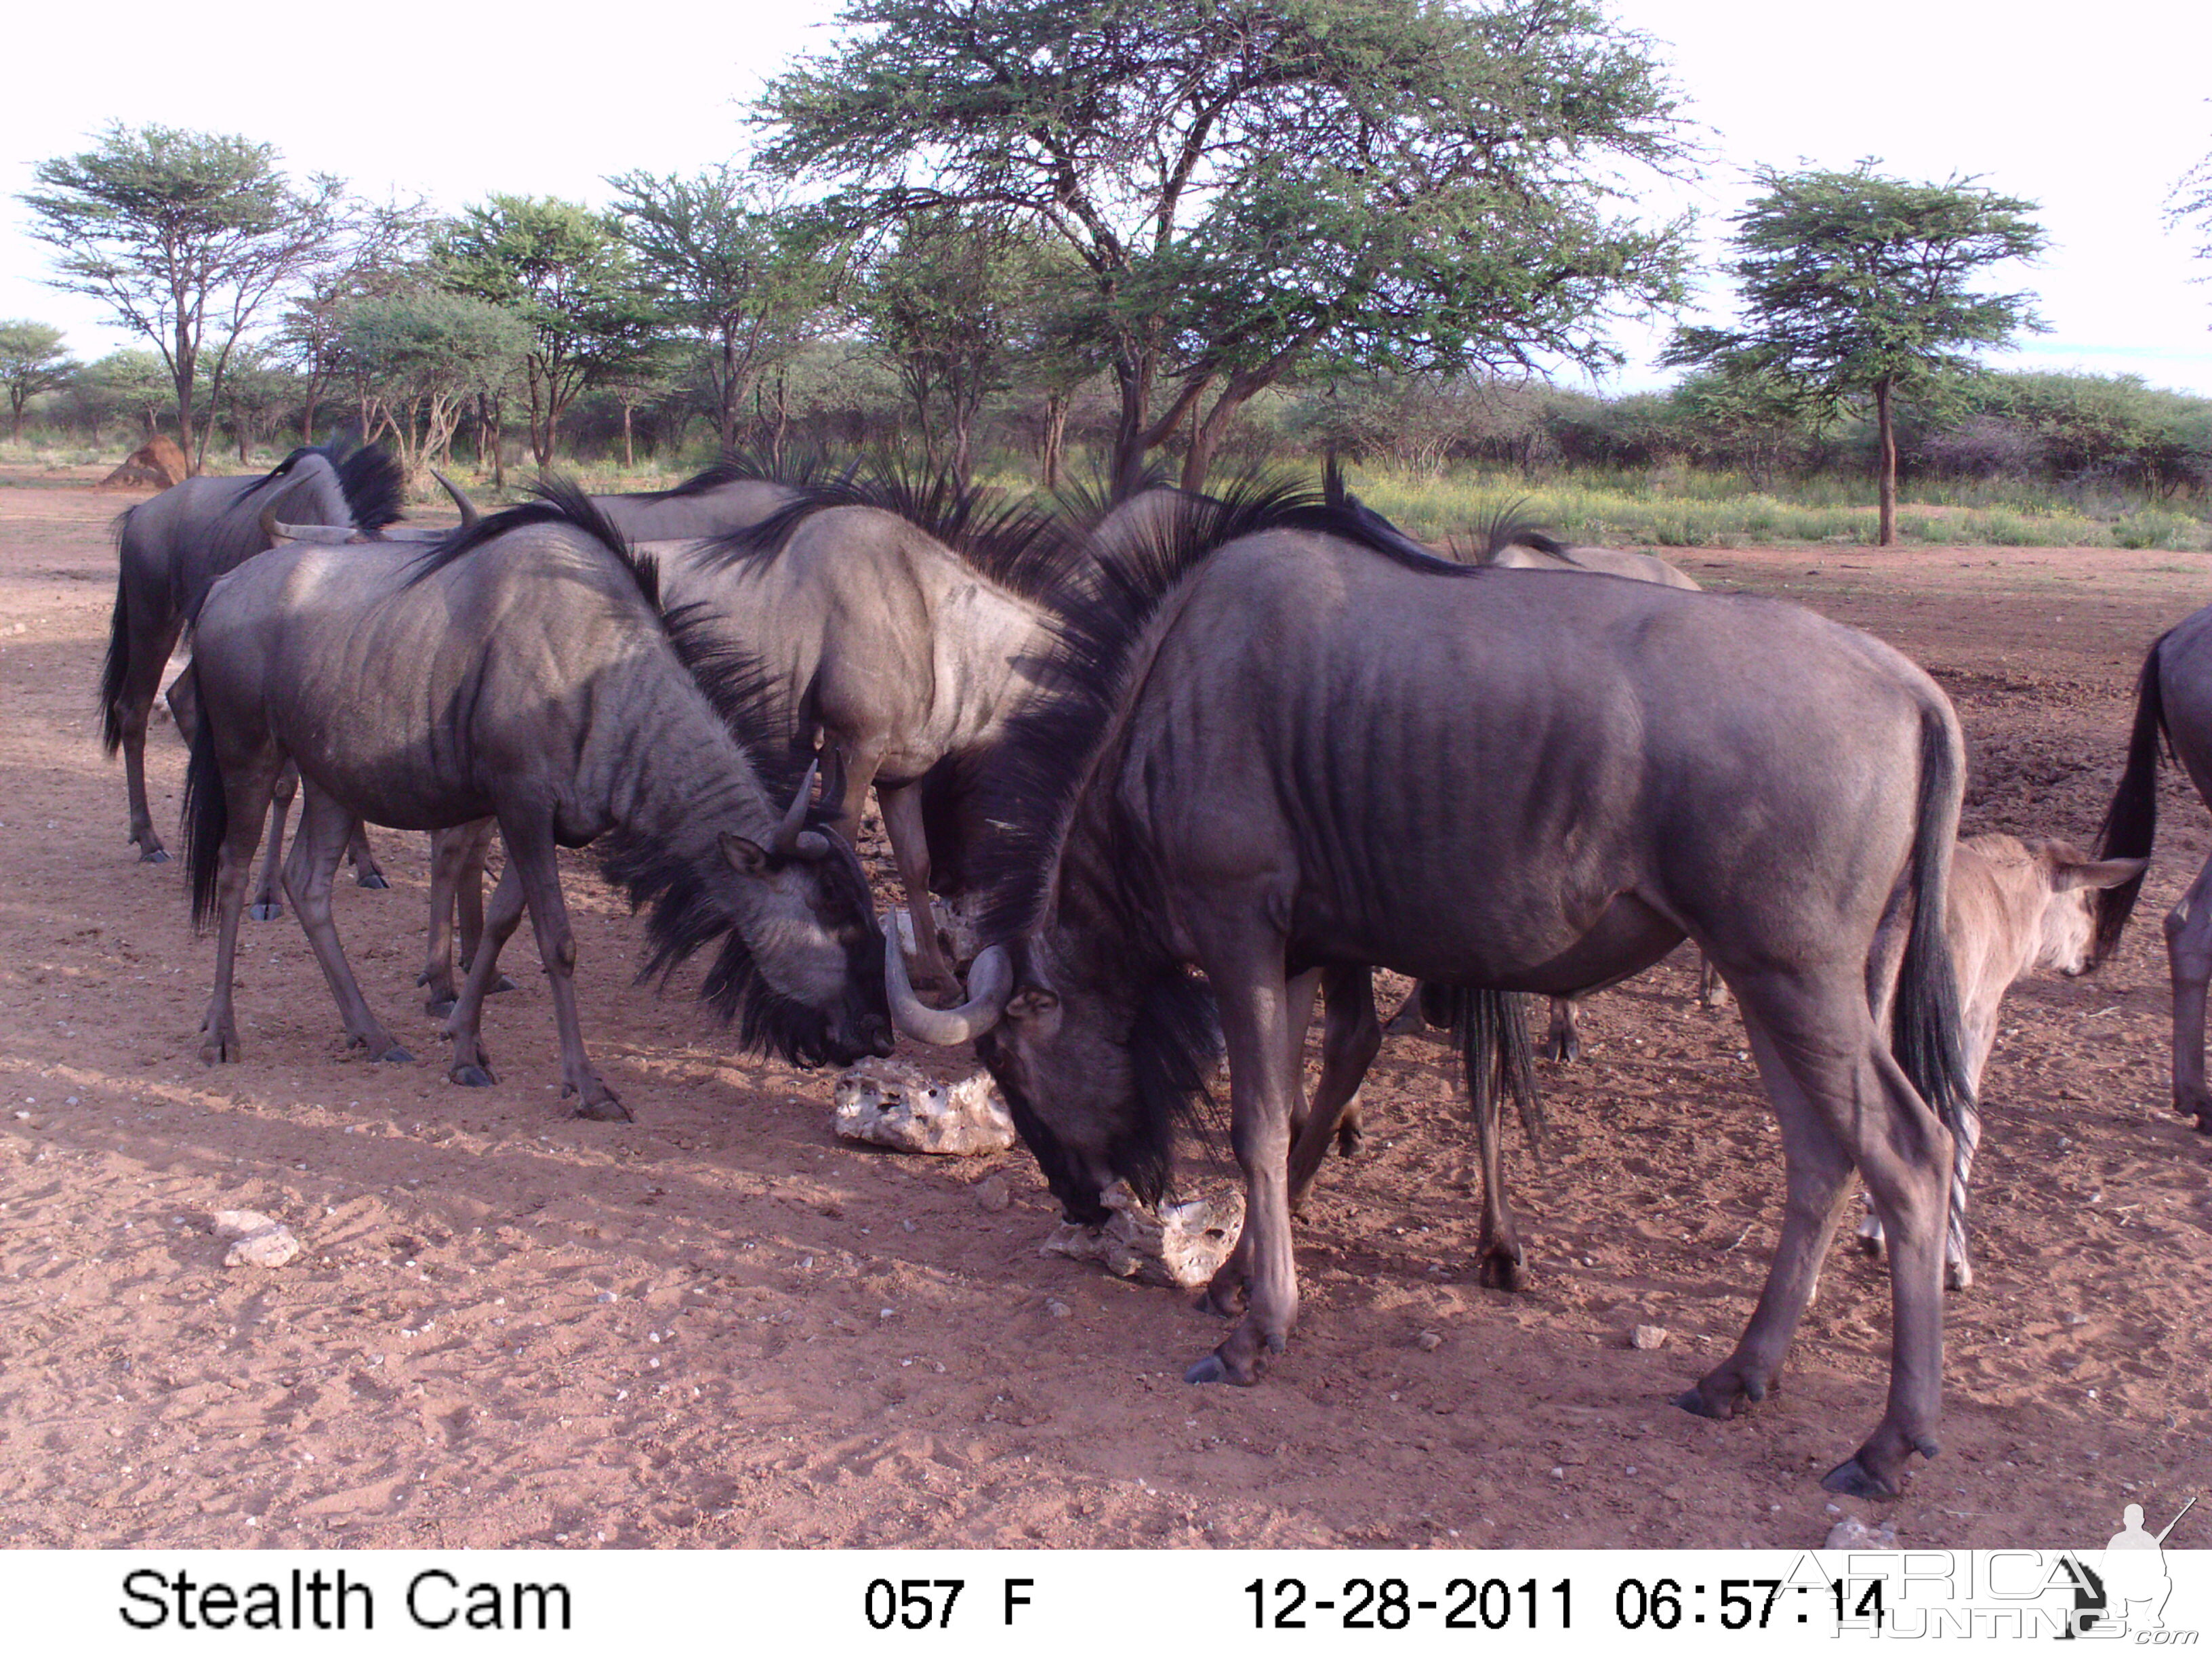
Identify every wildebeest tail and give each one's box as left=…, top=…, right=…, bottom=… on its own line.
left=2090, top=632, right=2167, bottom=963
left=1441, top=985, right=1544, bottom=1154
left=181, top=668, right=227, bottom=933
left=98, top=541, right=134, bottom=754
left=1889, top=702, right=1974, bottom=1143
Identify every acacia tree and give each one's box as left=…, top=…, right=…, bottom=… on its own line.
left=606, top=166, right=836, bottom=453
left=338, top=291, right=531, bottom=487
left=759, top=0, right=1692, bottom=496
left=20, top=124, right=344, bottom=473
left=438, top=196, right=662, bottom=466
left=1664, top=162, right=2045, bottom=546
left=0, top=321, right=79, bottom=442
left=276, top=196, right=434, bottom=444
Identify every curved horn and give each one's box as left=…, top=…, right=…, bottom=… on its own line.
left=374, top=526, right=453, bottom=543
left=773, top=761, right=821, bottom=857
left=268, top=520, right=359, bottom=544
left=432, top=469, right=481, bottom=527
left=886, top=936, right=1012, bottom=1046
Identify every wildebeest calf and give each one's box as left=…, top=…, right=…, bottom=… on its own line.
left=1858, top=833, right=2144, bottom=1288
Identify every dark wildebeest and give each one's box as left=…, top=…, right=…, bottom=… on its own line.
left=888, top=483, right=1974, bottom=1499
left=1382, top=517, right=1723, bottom=1059
left=182, top=484, right=895, bottom=1119
left=1855, top=833, right=2144, bottom=1289
left=2090, top=604, right=2212, bottom=1130
left=100, top=440, right=405, bottom=865
left=409, top=455, right=838, bottom=1010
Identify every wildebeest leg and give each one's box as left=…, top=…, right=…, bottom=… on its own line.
left=830, top=740, right=884, bottom=853
left=1543, top=995, right=1582, bottom=1062
left=1294, top=963, right=1379, bottom=1187
left=198, top=758, right=282, bottom=1063
left=346, top=820, right=389, bottom=889
left=1187, top=954, right=1302, bottom=1387
left=1382, top=978, right=1428, bottom=1036
left=2165, top=852, right=2212, bottom=1129
left=422, top=819, right=512, bottom=1015
left=878, top=781, right=960, bottom=997
left=502, top=813, right=630, bottom=1122
left=249, top=763, right=299, bottom=921
left=1468, top=1010, right=1525, bottom=1290
left=281, top=785, right=413, bottom=1065
left=1856, top=1097, right=1983, bottom=1293
left=1205, top=966, right=1332, bottom=1317
left=443, top=857, right=527, bottom=1088
left=1698, top=950, right=1732, bottom=1008
left=1682, top=984, right=1949, bottom=1500
left=119, top=617, right=186, bottom=862
left=163, top=661, right=198, bottom=737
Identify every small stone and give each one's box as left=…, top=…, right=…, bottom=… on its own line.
left=1549, top=1466, right=1565, bottom=1479
left=833, top=1059, right=1015, bottom=1155
left=975, top=1176, right=1012, bottom=1213
left=224, top=1225, right=300, bottom=1269
left=1415, top=1330, right=1443, bottom=1352
left=211, top=1210, right=278, bottom=1240
left=1824, top=1516, right=1898, bottom=1550
left=1044, top=1298, right=1072, bottom=1319
left=1630, top=1324, right=1669, bottom=1351
left=2065, top=1312, right=2088, bottom=1326
left=1040, top=1181, right=1243, bottom=1289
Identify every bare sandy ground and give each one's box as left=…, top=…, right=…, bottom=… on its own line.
left=0, top=469, right=2206, bottom=1551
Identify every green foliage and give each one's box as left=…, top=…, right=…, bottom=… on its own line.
left=339, top=290, right=532, bottom=480
left=760, top=0, right=1693, bottom=491
left=0, top=320, right=79, bottom=440
left=1666, top=162, right=2047, bottom=405
left=605, top=165, right=836, bottom=453
left=19, top=123, right=345, bottom=471
left=1665, top=160, right=2045, bottom=544
left=437, top=194, right=663, bottom=466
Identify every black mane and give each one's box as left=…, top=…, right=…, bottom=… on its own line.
left=262, top=436, right=405, bottom=533
left=967, top=465, right=1479, bottom=947
left=620, top=443, right=856, bottom=502
left=699, top=454, right=1092, bottom=615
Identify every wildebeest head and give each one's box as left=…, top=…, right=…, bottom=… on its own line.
left=2017, top=838, right=2148, bottom=977
left=608, top=762, right=895, bottom=1067
left=886, top=930, right=1217, bottom=1224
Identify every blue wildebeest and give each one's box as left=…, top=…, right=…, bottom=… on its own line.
left=888, top=481, right=1975, bottom=1499
left=650, top=468, right=1082, bottom=997
left=101, top=439, right=403, bottom=865
left=182, top=483, right=894, bottom=1120
left=2091, top=603, right=2212, bottom=1130
left=1855, top=832, right=2144, bottom=1289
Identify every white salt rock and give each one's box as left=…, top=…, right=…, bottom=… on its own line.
left=1824, top=1516, right=1898, bottom=1550
left=1630, top=1324, right=1670, bottom=1351
left=228, top=1229, right=299, bottom=1269
left=1040, top=1180, right=1243, bottom=1290
left=833, top=1059, right=1015, bottom=1156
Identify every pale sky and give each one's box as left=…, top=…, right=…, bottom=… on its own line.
left=2, top=0, right=2208, bottom=395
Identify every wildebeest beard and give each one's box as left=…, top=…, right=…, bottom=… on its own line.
left=598, top=821, right=881, bottom=1068
left=984, top=966, right=1222, bottom=1224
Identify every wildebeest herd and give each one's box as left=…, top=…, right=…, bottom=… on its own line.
left=91, top=438, right=2204, bottom=1509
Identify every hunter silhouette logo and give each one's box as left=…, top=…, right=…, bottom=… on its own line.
left=2055, top=1496, right=2196, bottom=1640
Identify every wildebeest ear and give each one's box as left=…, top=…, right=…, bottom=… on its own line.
left=1007, top=986, right=1060, bottom=1021
left=720, top=832, right=771, bottom=875
left=2052, top=855, right=2148, bottom=892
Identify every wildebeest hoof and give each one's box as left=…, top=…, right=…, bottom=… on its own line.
left=425, top=994, right=457, bottom=1017
left=356, top=870, right=390, bottom=890
left=1477, top=1244, right=1528, bottom=1290
left=1856, top=1230, right=1884, bottom=1258
left=1543, top=1032, right=1581, bottom=1063
left=1185, top=1353, right=1230, bottom=1385
left=490, top=975, right=517, bottom=995
left=1197, top=1275, right=1246, bottom=1318
left=249, top=901, right=282, bottom=922
left=379, top=1046, right=414, bottom=1065
left=140, top=847, right=171, bottom=865
left=1334, top=1120, right=1364, bottom=1158
left=451, top=1061, right=496, bottom=1087
left=568, top=1085, right=633, bottom=1122
left=1820, top=1456, right=1901, bottom=1501
left=199, top=1037, right=239, bottom=1065
left=1945, top=1260, right=1973, bottom=1292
